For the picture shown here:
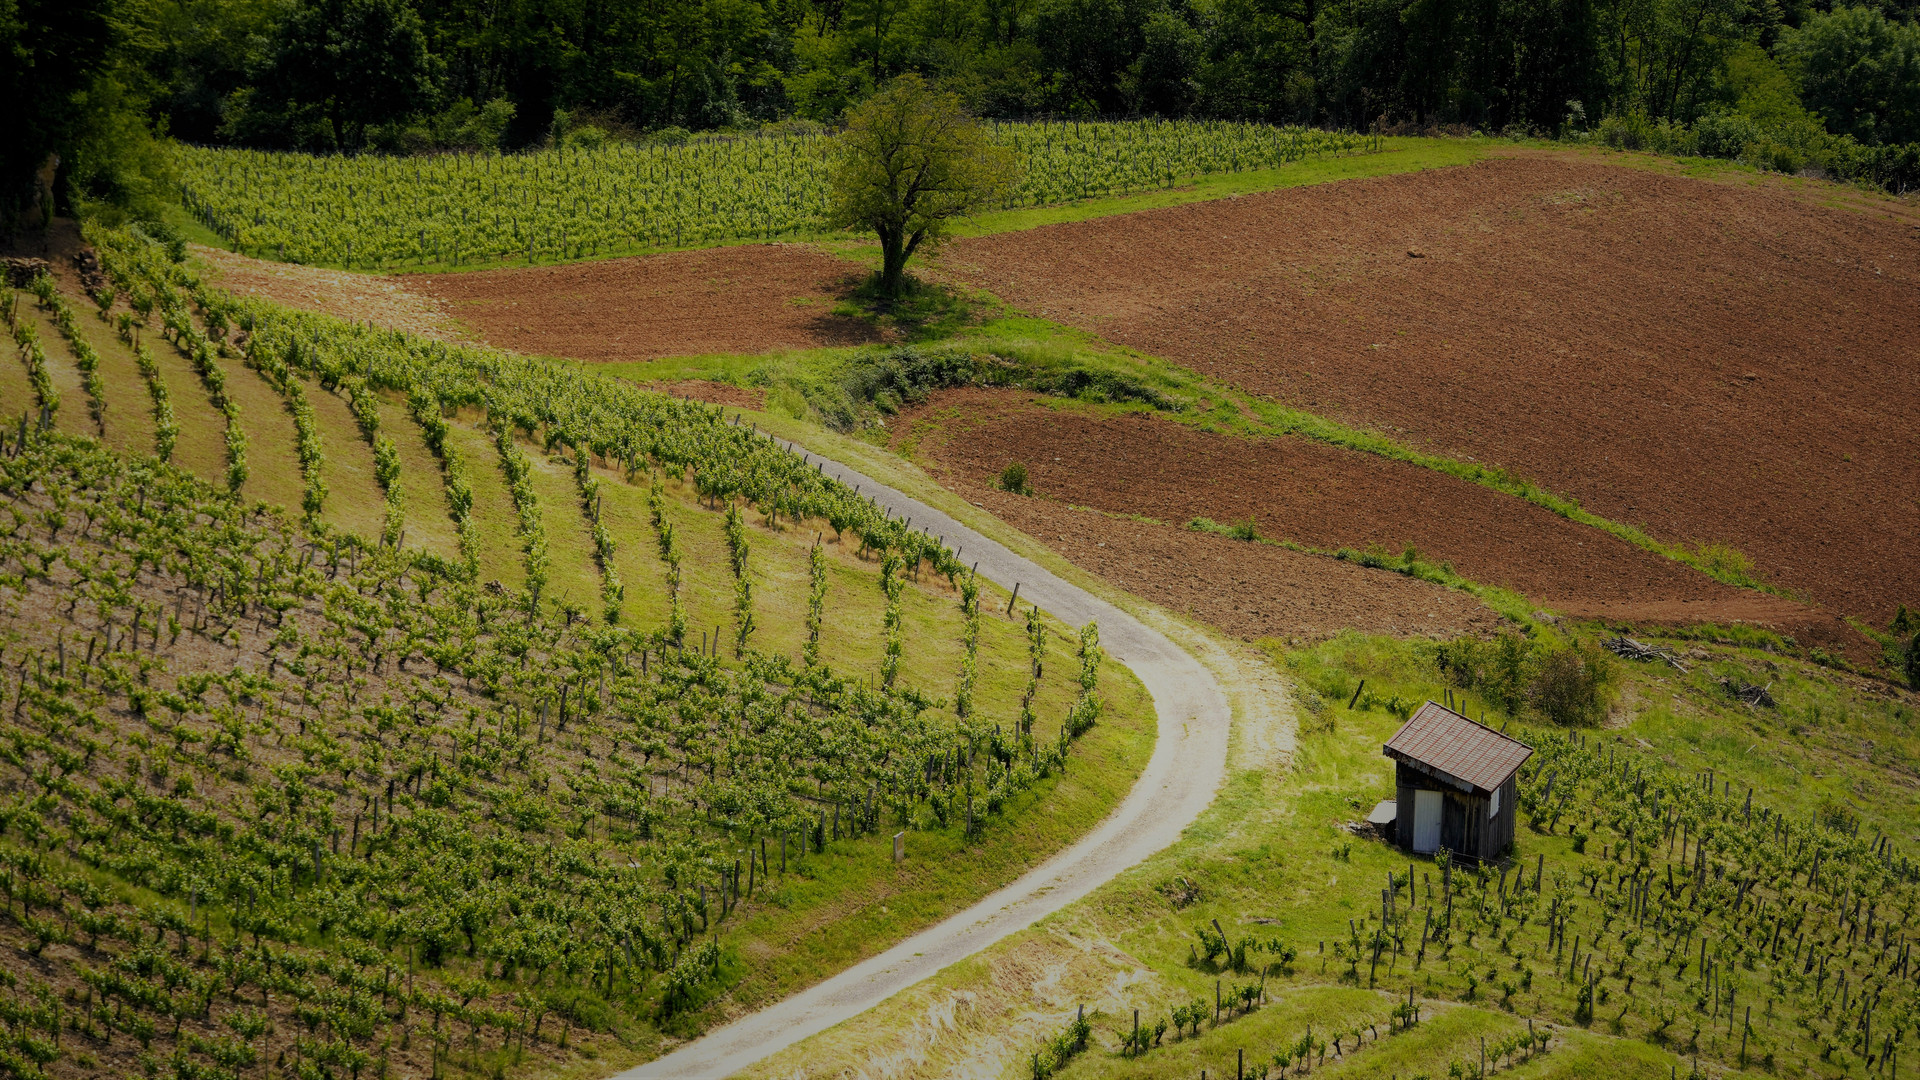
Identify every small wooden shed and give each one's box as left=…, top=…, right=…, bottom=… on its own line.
left=1382, top=702, right=1533, bottom=862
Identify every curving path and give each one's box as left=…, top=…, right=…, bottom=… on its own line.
left=618, top=445, right=1233, bottom=1079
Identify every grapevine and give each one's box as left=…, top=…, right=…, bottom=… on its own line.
left=572, top=439, right=623, bottom=622
left=723, top=502, right=754, bottom=657
left=803, top=538, right=827, bottom=671
left=492, top=420, right=548, bottom=611
left=6, top=293, right=59, bottom=428
left=173, top=123, right=1379, bottom=269
left=28, top=273, right=108, bottom=435
left=879, top=549, right=904, bottom=690
left=956, top=571, right=980, bottom=719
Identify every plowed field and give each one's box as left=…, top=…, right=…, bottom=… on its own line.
left=900, top=389, right=1860, bottom=653
left=938, top=151, right=1920, bottom=624
left=409, top=245, right=883, bottom=360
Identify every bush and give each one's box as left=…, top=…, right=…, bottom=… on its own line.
left=1435, top=632, right=1614, bottom=725
left=1906, top=631, right=1920, bottom=689
left=1433, top=631, right=1533, bottom=715
left=1526, top=642, right=1617, bottom=727
left=997, top=461, right=1033, bottom=495
left=1596, top=112, right=1697, bottom=156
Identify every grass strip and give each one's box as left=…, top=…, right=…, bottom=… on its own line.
left=611, top=319, right=1780, bottom=601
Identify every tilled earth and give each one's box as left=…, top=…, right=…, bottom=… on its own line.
left=899, top=389, right=1864, bottom=655
left=409, top=244, right=885, bottom=359
left=937, top=151, right=1920, bottom=625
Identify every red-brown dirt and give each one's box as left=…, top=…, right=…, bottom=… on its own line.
left=409, top=244, right=885, bottom=360
left=966, top=481, right=1505, bottom=643
left=899, top=389, right=1867, bottom=656
left=937, top=153, right=1920, bottom=626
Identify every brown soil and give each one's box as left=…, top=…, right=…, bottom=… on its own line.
left=643, top=379, right=767, bottom=409
left=408, top=244, right=885, bottom=360
left=937, top=153, right=1920, bottom=626
left=194, top=245, right=461, bottom=339
left=900, top=389, right=1866, bottom=655
left=971, top=483, right=1505, bottom=643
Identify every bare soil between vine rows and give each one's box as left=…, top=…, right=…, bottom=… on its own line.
left=897, top=389, right=1867, bottom=657
left=408, top=244, right=886, bottom=360
left=936, top=151, right=1920, bottom=627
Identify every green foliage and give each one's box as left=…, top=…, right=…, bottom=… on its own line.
left=225, top=0, right=436, bottom=151
left=4, top=296, right=59, bottom=428
left=1595, top=105, right=1920, bottom=194
left=1028, top=1009, right=1092, bottom=1079
left=0, top=0, right=173, bottom=223
left=997, top=462, right=1032, bottom=496
left=173, top=123, right=1372, bottom=269
left=1188, top=515, right=1260, bottom=541
left=829, top=75, right=1021, bottom=297
left=1433, top=632, right=1616, bottom=727
left=1780, top=6, right=1920, bottom=146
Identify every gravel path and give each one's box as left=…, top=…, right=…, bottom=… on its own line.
left=618, top=444, right=1234, bottom=1079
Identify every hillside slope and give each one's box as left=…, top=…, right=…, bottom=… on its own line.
left=936, top=151, right=1920, bottom=625
left=0, top=229, right=1160, bottom=1079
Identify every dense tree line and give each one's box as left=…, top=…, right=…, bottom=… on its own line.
left=4, top=0, right=1918, bottom=218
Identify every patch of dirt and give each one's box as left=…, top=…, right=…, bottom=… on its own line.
left=192, top=244, right=461, bottom=339
left=408, top=244, right=886, bottom=360
left=899, top=389, right=1867, bottom=656
left=937, top=155, right=1920, bottom=626
left=641, top=379, right=766, bottom=409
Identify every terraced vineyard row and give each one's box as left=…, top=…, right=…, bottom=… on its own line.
left=0, top=229, right=1145, bottom=1080
left=174, top=122, right=1380, bottom=269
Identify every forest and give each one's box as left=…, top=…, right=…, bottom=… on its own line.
left=6, top=0, right=1920, bottom=220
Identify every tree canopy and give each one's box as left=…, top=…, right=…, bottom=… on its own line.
left=829, top=75, right=1019, bottom=297
left=8, top=0, right=1920, bottom=220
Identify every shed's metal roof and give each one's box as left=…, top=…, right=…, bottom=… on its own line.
left=1383, top=701, right=1533, bottom=794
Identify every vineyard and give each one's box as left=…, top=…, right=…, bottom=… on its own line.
left=0, top=227, right=1152, bottom=1079
left=173, top=122, right=1379, bottom=269
left=1112, top=722, right=1920, bottom=1078
left=804, top=632, right=1920, bottom=1080
left=1149, top=638, right=1920, bottom=1080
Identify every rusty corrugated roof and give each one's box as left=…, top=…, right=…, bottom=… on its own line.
left=1383, top=701, right=1533, bottom=793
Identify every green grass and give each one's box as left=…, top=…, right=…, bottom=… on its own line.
left=142, top=324, right=231, bottom=485
left=51, top=300, right=159, bottom=457
left=303, top=376, right=389, bottom=540
left=18, top=305, right=94, bottom=441
left=741, top=612, right=1908, bottom=1080
left=221, top=350, right=307, bottom=509
left=516, top=438, right=609, bottom=617
left=372, top=392, right=461, bottom=560
left=603, top=309, right=1781, bottom=606
left=0, top=295, right=39, bottom=422
left=951, top=138, right=1487, bottom=240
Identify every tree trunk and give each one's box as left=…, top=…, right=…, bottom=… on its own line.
left=879, top=227, right=909, bottom=298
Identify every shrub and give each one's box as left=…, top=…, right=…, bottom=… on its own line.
left=997, top=461, right=1033, bottom=495
left=1694, top=541, right=1760, bottom=587
left=1526, top=642, right=1617, bottom=727
left=1906, top=631, right=1920, bottom=689
left=1433, top=631, right=1533, bottom=715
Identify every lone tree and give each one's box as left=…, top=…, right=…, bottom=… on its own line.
left=829, top=75, right=1019, bottom=299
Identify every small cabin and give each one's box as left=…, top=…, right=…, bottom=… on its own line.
left=1381, top=702, right=1533, bottom=863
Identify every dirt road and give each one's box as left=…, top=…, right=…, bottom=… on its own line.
left=616, top=443, right=1235, bottom=1079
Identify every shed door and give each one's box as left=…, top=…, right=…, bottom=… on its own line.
left=1412, top=789, right=1442, bottom=854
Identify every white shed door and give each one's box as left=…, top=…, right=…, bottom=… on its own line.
left=1412, top=789, right=1443, bottom=854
